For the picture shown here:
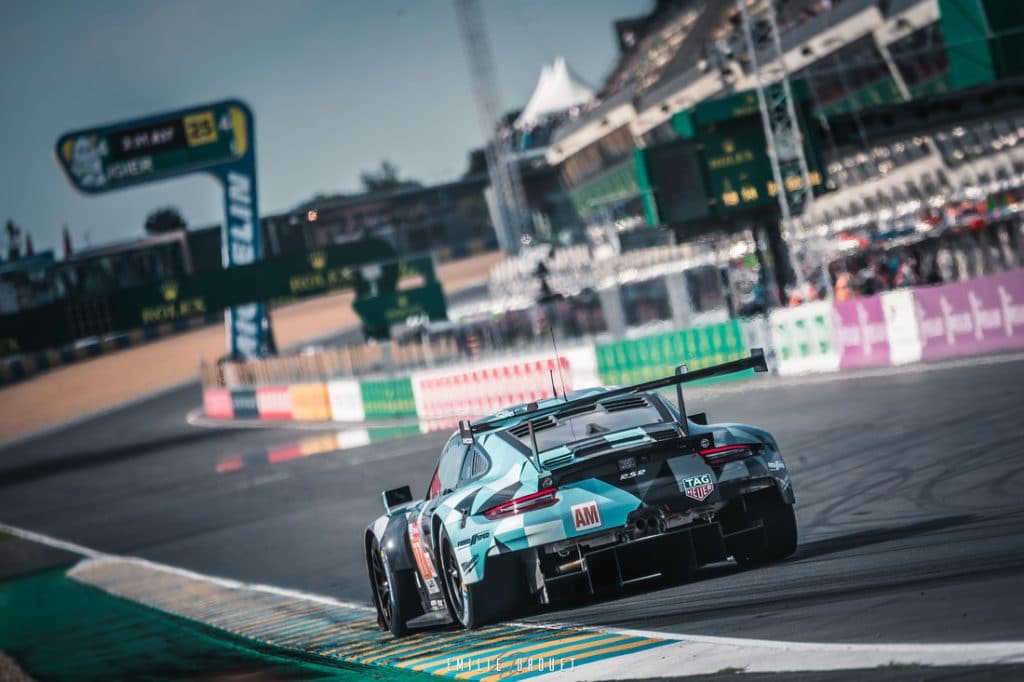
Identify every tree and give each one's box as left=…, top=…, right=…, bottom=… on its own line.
left=463, top=148, right=488, bottom=178
left=360, top=160, right=416, bottom=193
left=454, top=194, right=489, bottom=227
left=144, top=207, right=186, bottom=235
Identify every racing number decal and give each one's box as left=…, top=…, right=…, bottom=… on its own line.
left=571, top=501, right=602, bottom=531
left=408, top=514, right=437, bottom=580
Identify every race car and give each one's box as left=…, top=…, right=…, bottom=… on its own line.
left=364, top=349, right=796, bottom=636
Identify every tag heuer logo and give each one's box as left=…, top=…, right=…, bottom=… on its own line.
left=308, top=251, right=326, bottom=270
left=683, top=473, right=714, bottom=502
left=160, top=280, right=179, bottom=302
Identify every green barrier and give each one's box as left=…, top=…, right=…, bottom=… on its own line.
left=596, top=320, right=748, bottom=386
left=360, top=377, right=418, bottom=419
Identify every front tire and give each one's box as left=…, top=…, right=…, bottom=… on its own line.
left=733, top=491, right=798, bottom=567
left=367, top=536, right=421, bottom=637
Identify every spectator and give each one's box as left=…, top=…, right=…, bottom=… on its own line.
left=894, top=256, right=920, bottom=287
left=834, top=271, right=853, bottom=301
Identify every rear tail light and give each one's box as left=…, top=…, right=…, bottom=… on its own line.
left=699, top=444, right=756, bottom=464
left=482, top=488, right=559, bottom=520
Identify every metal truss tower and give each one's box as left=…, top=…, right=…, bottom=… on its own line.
left=455, top=0, right=531, bottom=253
left=736, top=0, right=819, bottom=287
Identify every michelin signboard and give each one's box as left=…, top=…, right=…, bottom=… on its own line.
left=55, top=99, right=270, bottom=357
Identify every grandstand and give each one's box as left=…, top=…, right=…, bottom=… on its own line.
left=465, top=0, right=1024, bottom=351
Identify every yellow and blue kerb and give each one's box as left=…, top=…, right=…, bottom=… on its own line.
left=69, top=558, right=667, bottom=680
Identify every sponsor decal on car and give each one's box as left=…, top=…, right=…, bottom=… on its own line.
left=767, top=460, right=786, bottom=471
left=457, top=531, right=490, bottom=548
left=682, top=473, right=715, bottom=501
left=408, top=521, right=437, bottom=580
left=571, top=501, right=602, bottom=531
left=619, top=468, right=647, bottom=480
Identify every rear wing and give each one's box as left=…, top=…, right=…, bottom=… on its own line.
left=472, top=348, right=768, bottom=436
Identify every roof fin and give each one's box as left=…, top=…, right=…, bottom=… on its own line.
left=526, top=419, right=543, bottom=472
left=674, top=364, right=688, bottom=434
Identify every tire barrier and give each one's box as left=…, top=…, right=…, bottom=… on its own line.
left=201, top=270, right=1024, bottom=429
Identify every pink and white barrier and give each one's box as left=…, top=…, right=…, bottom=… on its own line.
left=410, top=346, right=599, bottom=432
left=911, top=270, right=1024, bottom=360
left=771, top=269, right=1024, bottom=375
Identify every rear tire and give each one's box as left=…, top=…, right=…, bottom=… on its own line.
left=733, top=492, right=798, bottom=567
left=367, top=536, right=421, bottom=637
left=438, top=528, right=522, bottom=628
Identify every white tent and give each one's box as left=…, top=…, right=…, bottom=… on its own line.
left=514, top=56, right=594, bottom=130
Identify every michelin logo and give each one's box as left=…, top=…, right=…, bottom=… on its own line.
left=223, top=170, right=265, bottom=357
left=226, top=171, right=256, bottom=266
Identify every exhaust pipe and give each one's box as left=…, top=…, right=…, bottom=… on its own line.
left=628, top=508, right=666, bottom=536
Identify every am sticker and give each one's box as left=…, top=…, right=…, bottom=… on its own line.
left=571, top=501, right=602, bottom=531
left=683, top=473, right=715, bottom=502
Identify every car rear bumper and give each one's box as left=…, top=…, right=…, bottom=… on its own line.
left=524, top=485, right=788, bottom=600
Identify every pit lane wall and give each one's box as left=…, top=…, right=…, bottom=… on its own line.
left=201, top=269, right=1024, bottom=426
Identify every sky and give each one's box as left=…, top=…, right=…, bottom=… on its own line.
left=0, top=0, right=649, bottom=253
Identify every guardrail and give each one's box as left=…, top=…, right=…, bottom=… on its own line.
left=200, top=269, right=1024, bottom=431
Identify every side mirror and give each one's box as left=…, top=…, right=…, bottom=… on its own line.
left=382, top=485, right=413, bottom=516
left=690, top=412, right=708, bottom=426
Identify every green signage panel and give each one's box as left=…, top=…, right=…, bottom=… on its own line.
left=360, top=378, right=418, bottom=419
left=0, top=239, right=445, bottom=355
left=595, top=320, right=748, bottom=386
left=353, top=281, right=448, bottom=340
left=636, top=86, right=827, bottom=227
left=695, top=88, right=825, bottom=217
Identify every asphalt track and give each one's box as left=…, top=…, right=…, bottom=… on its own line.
left=2, top=355, right=1024, bottom=661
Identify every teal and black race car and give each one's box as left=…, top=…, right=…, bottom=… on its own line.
left=365, top=349, right=797, bottom=636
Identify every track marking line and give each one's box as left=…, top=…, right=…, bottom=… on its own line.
left=0, top=521, right=103, bottom=558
